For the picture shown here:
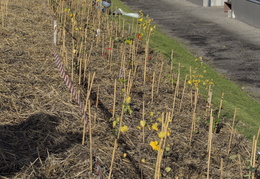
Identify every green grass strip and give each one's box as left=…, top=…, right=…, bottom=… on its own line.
left=112, top=0, right=259, bottom=140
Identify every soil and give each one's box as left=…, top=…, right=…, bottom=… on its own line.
left=120, top=0, right=260, bottom=102
left=0, top=0, right=259, bottom=178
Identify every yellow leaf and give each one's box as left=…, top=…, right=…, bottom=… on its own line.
left=137, top=126, right=141, bottom=130
left=150, top=141, right=159, bottom=151
left=120, top=125, right=128, bottom=133
left=140, top=120, right=146, bottom=127
left=158, top=131, right=167, bottom=138
left=112, top=121, right=117, bottom=128
left=125, top=96, right=131, bottom=104
left=141, top=158, right=146, bottom=163
left=152, top=123, right=159, bottom=131
left=123, top=153, right=127, bottom=158
left=150, top=111, right=154, bottom=116
left=165, top=167, right=171, bottom=173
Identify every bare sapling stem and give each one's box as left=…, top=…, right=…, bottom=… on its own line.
left=122, top=19, right=125, bottom=37
left=206, top=85, right=212, bottom=115
left=126, top=70, right=132, bottom=95
left=84, top=72, right=96, bottom=113
left=170, top=50, right=174, bottom=89
left=249, top=135, right=256, bottom=179
left=96, top=85, right=100, bottom=108
left=71, top=21, right=75, bottom=101
left=151, top=72, right=155, bottom=103
left=143, top=39, right=149, bottom=85
left=193, top=88, right=199, bottom=132
left=227, top=108, right=237, bottom=154
left=156, top=62, right=164, bottom=94
left=113, top=79, right=117, bottom=118
left=179, top=75, right=188, bottom=112
left=117, top=104, right=125, bottom=139
left=78, top=48, right=83, bottom=85
left=189, top=66, right=193, bottom=108
left=207, top=109, right=213, bottom=179
left=131, top=40, right=136, bottom=71
left=175, top=63, right=181, bottom=97
left=218, top=92, right=225, bottom=118
left=154, top=112, right=171, bottom=179
left=142, top=101, right=145, bottom=143
left=101, top=33, right=105, bottom=56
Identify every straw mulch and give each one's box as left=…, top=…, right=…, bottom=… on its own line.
left=0, top=0, right=259, bottom=178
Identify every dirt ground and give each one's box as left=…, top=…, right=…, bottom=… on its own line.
left=0, top=0, right=259, bottom=178
left=120, top=0, right=260, bottom=102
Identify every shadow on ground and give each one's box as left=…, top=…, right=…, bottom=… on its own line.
left=0, top=113, right=82, bottom=177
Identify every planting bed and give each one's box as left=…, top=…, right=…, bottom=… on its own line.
left=0, top=0, right=259, bottom=178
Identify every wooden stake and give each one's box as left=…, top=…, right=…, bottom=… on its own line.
left=220, top=158, right=223, bottom=179
left=88, top=100, right=93, bottom=172
left=143, top=39, right=149, bottom=85
left=179, top=75, right=188, bottom=112
left=218, top=92, right=224, bottom=118
left=175, top=63, right=181, bottom=97
left=207, top=109, right=213, bottom=179
left=108, top=139, right=118, bottom=179
left=82, top=115, right=86, bottom=145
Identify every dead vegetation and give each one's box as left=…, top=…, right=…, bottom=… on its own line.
left=0, top=0, right=259, bottom=178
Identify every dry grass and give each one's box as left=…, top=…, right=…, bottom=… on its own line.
left=0, top=0, right=259, bottom=178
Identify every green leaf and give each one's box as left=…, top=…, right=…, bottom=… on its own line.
left=229, top=155, right=237, bottom=160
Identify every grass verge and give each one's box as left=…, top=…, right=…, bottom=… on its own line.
left=114, top=0, right=259, bottom=140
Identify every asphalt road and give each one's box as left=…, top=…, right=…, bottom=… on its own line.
left=120, top=0, right=260, bottom=101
